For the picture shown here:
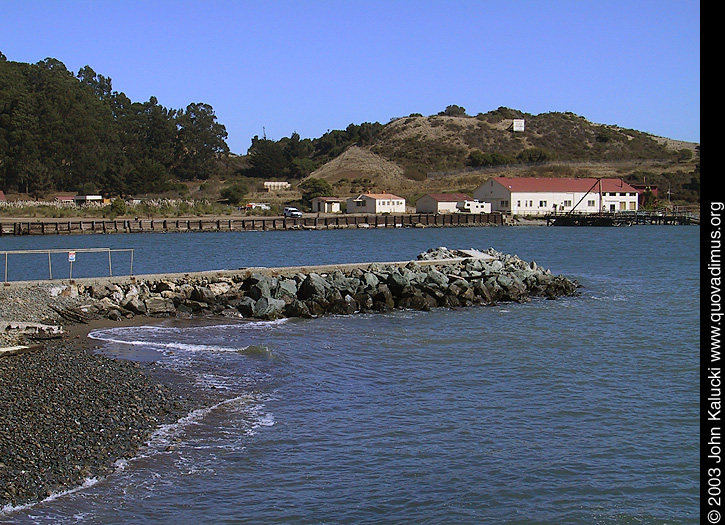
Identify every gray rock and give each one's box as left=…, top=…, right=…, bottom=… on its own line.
left=253, top=297, right=286, bottom=320
left=275, top=278, right=298, bottom=299
left=144, top=297, right=176, bottom=316
left=360, top=271, right=379, bottom=290
left=299, top=273, right=331, bottom=299
left=285, top=299, right=311, bottom=318
left=89, top=283, right=114, bottom=300
left=248, top=279, right=272, bottom=301
left=236, top=297, right=256, bottom=317
left=122, top=296, right=147, bottom=315
left=190, top=286, right=216, bottom=304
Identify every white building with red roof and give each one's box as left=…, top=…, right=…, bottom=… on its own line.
left=473, top=177, right=639, bottom=216
left=346, top=193, right=406, bottom=214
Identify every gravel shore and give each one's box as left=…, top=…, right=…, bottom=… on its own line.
left=0, top=284, right=198, bottom=509
left=0, top=340, right=195, bottom=508
left=0, top=283, right=100, bottom=347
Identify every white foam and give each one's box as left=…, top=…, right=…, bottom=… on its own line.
left=89, top=335, right=246, bottom=354
left=88, top=318, right=288, bottom=355
left=145, top=394, right=256, bottom=451
left=1, top=477, right=101, bottom=517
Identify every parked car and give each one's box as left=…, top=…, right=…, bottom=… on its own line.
left=283, top=206, right=303, bottom=218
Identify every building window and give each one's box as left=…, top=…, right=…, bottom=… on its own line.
left=563, top=200, right=572, bottom=207
left=501, top=200, right=509, bottom=207
left=539, top=200, right=547, bottom=207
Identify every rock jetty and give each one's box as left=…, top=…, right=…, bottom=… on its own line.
left=6, top=247, right=578, bottom=331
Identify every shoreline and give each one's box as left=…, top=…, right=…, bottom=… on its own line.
left=0, top=332, right=200, bottom=510
left=0, top=247, right=579, bottom=510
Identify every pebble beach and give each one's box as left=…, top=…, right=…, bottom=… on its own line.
left=0, top=285, right=196, bottom=510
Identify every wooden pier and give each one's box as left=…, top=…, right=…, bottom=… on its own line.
left=0, top=212, right=504, bottom=236
left=546, top=211, right=698, bottom=227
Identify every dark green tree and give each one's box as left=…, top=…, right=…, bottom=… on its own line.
left=299, top=177, right=333, bottom=207
left=439, top=105, right=467, bottom=117
left=246, top=135, right=288, bottom=178
left=517, top=147, right=555, bottom=163
left=220, top=181, right=249, bottom=205
left=173, top=102, right=229, bottom=180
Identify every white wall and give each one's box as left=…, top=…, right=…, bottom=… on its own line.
left=416, top=195, right=458, bottom=213
left=474, top=180, right=638, bottom=215
left=348, top=196, right=405, bottom=214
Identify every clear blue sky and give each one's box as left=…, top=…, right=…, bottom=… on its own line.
left=2, top=0, right=700, bottom=154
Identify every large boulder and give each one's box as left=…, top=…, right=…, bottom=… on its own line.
left=236, top=297, right=256, bottom=317
left=122, top=296, right=147, bottom=315
left=285, top=299, right=311, bottom=318
left=248, top=278, right=272, bottom=301
left=190, top=285, right=216, bottom=304
left=144, top=297, right=176, bottom=316
left=253, top=297, right=286, bottom=320
left=299, top=273, right=331, bottom=299
left=275, top=278, right=298, bottom=300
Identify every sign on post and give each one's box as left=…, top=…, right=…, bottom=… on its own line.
left=68, top=251, right=75, bottom=279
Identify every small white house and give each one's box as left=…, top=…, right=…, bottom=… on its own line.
left=346, top=193, right=406, bottom=214
left=416, top=193, right=491, bottom=214
left=311, top=197, right=343, bottom=213
left=473, top=177, right=639, bottom=216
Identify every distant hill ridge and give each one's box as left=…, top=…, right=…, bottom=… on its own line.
left=368, top=108, right=693, bottom=174
left=305, top=107, right=698, bottom=205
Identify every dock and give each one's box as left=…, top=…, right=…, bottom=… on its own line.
left=546, top=211, right=698, bottom=227
left=0, top=212, right=504, bottom=236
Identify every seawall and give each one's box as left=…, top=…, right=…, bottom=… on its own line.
left=0, top=212, right=504, bottom=236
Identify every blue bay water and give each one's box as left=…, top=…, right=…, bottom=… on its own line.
left=0, top=225, right=700, bottom=523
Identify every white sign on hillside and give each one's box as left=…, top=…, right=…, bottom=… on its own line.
left=513, top=119, right=525, bottom=132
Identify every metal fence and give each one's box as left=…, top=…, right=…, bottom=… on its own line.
left=1, top=248, right=134, bottom=283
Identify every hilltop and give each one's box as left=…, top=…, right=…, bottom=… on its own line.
left=235, top=107, right=699, bottom=209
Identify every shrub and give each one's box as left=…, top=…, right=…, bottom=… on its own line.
left=220, top=182, right=248, bottom=205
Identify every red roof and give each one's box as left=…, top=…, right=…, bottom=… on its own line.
left=493, top=177, right=637, bottom=193
left=0, top=190, right=5, bottom=201
left=424, top=193, right=472, bottom=202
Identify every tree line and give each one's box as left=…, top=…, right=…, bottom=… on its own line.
left=0, top=53, right=229, bottom=197
left=243, top=122, right=384, bottom=180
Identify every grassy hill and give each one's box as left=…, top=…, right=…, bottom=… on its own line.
left=296, top=108, right=699, bottom=209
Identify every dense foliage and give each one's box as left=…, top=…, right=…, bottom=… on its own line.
left=243, top=123, right=384, bottom=179
left=0, top=53, right=229, bottom=197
